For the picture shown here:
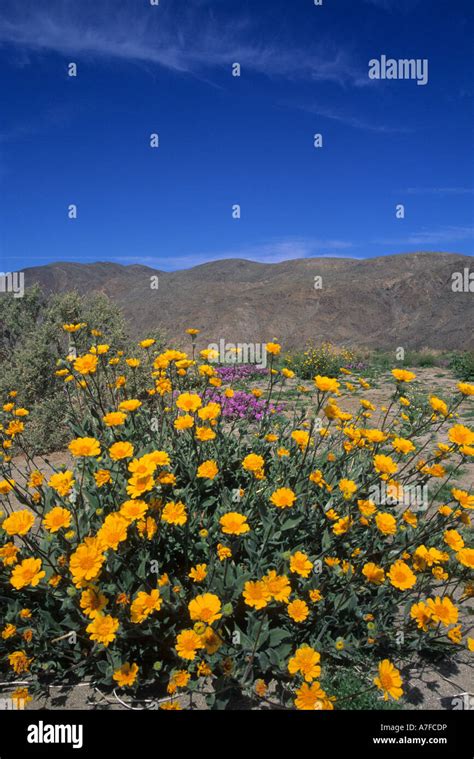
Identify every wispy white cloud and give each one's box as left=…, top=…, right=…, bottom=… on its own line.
left=213, top=238, right=355, bottom=262
left=374, top=225, right=474, bottom=246
left=294, top=103, right=411, bottom=133
left=0, top=103, right=75, bottom=143
left=0, top=0, right=364, bottom=86
left=117, top=237, right=357, bottom=270
left=405, top=187, right=474, bottom=196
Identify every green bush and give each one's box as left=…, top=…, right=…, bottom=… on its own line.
left=365, top=350, right=443, bottom=377
left=0, top=288, right=164, bottom=453
left=23, top=396, right=71, bottom=455
left=449, top=351, right=474, bottom=381
left=403, top=350, right=446, bottom=368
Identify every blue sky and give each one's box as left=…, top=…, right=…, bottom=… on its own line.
left=0, top=0, right=473, bottom=272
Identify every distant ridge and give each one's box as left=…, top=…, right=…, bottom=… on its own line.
left=21, top=252, right=474, bottom=350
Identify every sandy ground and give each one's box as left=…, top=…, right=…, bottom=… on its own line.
left=2, top=651, right=473, bottom=710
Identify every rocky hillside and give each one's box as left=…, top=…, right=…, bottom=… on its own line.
left=21, top=252, right=473, bottom=350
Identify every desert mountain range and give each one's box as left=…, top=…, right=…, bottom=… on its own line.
left=22, top=252, right=473, bottom=350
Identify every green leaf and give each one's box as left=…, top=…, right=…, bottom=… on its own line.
left=269, top=628, right=292, bottom=647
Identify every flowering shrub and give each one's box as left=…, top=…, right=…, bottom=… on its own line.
left=215, top=365, right=268, bottom=383
left=206, top=389, right=282, bottom=421
left=286, top=342, right=359, bottom=380
left=0, top=326, right=473, bottom=710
